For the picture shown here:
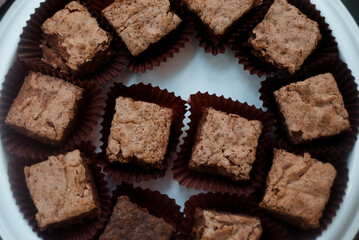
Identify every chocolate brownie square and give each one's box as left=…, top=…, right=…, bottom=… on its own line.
left=274, top=73, right=350, bottom=144
left=99, top=196, right=174, bottom=240
left=106, top=97, right=173, bottom=169
left=260, top=149, right=337, bottom=229
left=41, top=1, right=112, bottom=76
left=249, top=0, right=321, bottom=74
left=189, top=107, right=263, bottom=181
left=102, top=0, right=181, bottom=56
left=24, top=150, right=99, bottom=230
left=193, top=208, right=262, bottom=240
left=5, top=71, right=83, bottom=146
left=182, top=0, right=262, bottom=44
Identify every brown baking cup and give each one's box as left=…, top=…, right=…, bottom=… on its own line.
left=259, top=58, right=359, bottom=155
left=17, top=0, right=128, bottom=85
left=258, top=149, right=348, bottom=239
left=97, top=182, right=183, bottom=238
left=86, top=0, right=194, bottom=74
left=178, top=192, right=290, bottom=240
left=0, top=59, right=104, bottom=159
left=192, top=0, right=273, bottom=56
left=172, top=92, right=274, bottom=195
left=99, top=82, right=186, bottom=183
left=231, top=0, right=339, bottom=78
left=7, top=142, right=112, bottom=240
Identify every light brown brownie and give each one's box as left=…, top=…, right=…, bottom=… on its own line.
left=24, top=150, right=99, bottom=230
left=5, top=71, right=83, bottom=146
left=102, top=0, right=181, bottom=56
left=260, top=149, right=337, bottom=229
left=274, top=73, right=350, bottom=144
left=249, top=0, right=321, bottom=74
left=182, top=0, right=262, bottom=44
left=192, top=209, right=262, bottom=240
left=99, top=196, right=174, bottom=240
left=106, top=97, right=173, bottom=169
left=41, top=1, right=112, bottom=76
left=189, top=108, right=263, bottom=181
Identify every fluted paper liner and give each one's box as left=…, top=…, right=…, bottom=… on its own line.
left=99, top=82, right=186, bottom=183
left=178, top=192, right=290, bottom=240
left=191, top=0, right=273, bottom=56
left=172, top=92, right=274, bottom=195
left=259, top=58, right=359, bottom=155
left=86, top=0, right=194, bottom=73
left=17, top=0, right=128, bottom=85
left=0, top=59, right=104, bottom=159
left=97, top=183, right=183, bottom=238
left=231, top=0, right=339, bottom=78
left=8, top=142, right=112, bottom=240
left=259, top=148, right=348, bottom=239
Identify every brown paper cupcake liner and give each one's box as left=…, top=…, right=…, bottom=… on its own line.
left=259, top=58, right=359, bottom=155
left=99, top=82, right=186, bottom=183
left=17, top=0, right=128, bottom=85
left=7, top=142, right=112, bottom=240
left=172, top=92, right=274, bottom=195
left=0, top=59, right=104, bottom=159
left=86, top=0, right=194, bottom=73
left=259, top=148, right=348, bottom=239
left=178, top=192, right=290, bottom=240
left=231, top=0, right=339, bottom=78
left=97, top=182, right=183, bottom=238
left=191, top=0, right=273, bottom=56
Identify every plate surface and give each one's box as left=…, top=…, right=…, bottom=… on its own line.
left=0, top=0, right=359, bottom=239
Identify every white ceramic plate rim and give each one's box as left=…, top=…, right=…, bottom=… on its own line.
left=0, top=0, right=359, bottom=239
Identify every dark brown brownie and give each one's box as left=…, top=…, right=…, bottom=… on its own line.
left=260, top=149, right=337, bottom=229
left=24, top=150, right=99, bottom=230
left=99, top=196, right=174, bottom=240
left=5, top=71, right=83, bottom=146
left=189, top=107, right=263, bottom=181
left=192, top=208, right=262, bottom=240
left=41, top=1, right=112, bottom=76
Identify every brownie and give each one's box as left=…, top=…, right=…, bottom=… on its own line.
left=249, top=0, right=321, bottom=74
left=5, top=71, right=83, bottom=146
left=24, top=150, right=99, bottom=230
left=274, top=73, right=350, bottom=144
left=99, top=196, right=174, bottom=240
left=102, top=0, right=181, bottom=56
left=260, top=149, right=337, bottom=229
left=192, top=208, right=262, bottom=240
left=182, top=0, right=262, bottom=45
left=41, top=1, right=112, bottom=76
left=106, top=97, right=173, bottom=169
left=189, top=108, right=263, bottom=181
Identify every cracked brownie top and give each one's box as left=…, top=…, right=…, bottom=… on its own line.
left=260, top=149, right=337, bottom=229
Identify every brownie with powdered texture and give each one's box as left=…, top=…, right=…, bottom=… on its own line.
left=41, top=1, right=112, bottom=76
left=189, top=107, right=263, bottom=181
left=102, top=0, right=181, bottom=56
left=182, top=0, right=262, bottom=45
left=260, top=149, right=336, bottom=229
left=106, top=97, right=173, bottom=169
left=249, top=0, right=321, bottom=74
left=99, top=196, right=174, bottom=240
left=24, top=150, right=99, bottom=230
left=274, top=73, right=350, bottom=144
left=192, top=209, right=262, bottom=240
left=5, top=71, right=83, bottom=146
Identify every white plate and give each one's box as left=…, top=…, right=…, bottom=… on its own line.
left=0, top=1, right=359, bottom=239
